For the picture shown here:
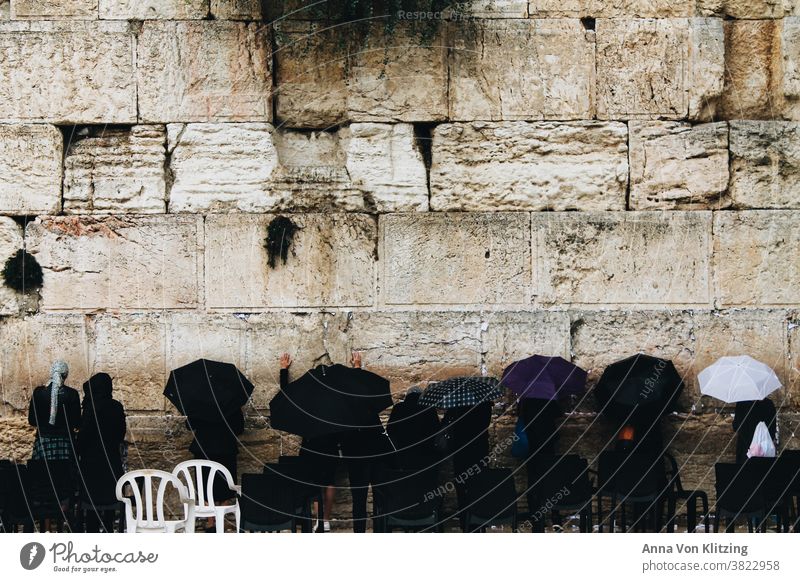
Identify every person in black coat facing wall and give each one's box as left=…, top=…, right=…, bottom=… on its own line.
left=386, top=387, right=440, bottom=472
left=443, top=401, right=493, bottom=510
left=733, top=398, right=777, bottom=463
left=78, top=373, right=126, bottom=533
left=28, top=360, right=81, bottom=462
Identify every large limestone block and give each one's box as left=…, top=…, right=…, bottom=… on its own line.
left=93, top=314, right=167, bottom=412
left=273, top=21, right=348, bottom=128
left=340, top=123, right=428, bottom=212
left=0, top=217, right=23, bottom=315
left=430, top=121, right=628, bottom=211
left=456, top=0, right=528, bottom=17
left=381, top=213, right=530, bottom=306
left=99, top=0, right=208, bottom=19
left=597, top=19, right=688, bottom=119
left=137, top=21, right=271, bottom=123
left=347, top=22, right=448, bottom=122
left=11, top=0, right=97, bottom=18
left=166, top=313, right=246, bottom=381
left=719, top=20, right=782, bottom=119
left=245, top=312, right=348, bottom=407
left=533, top=212, right=712, bottom=307
left=343, top=311, right=483, bottom=390
left=211, top=0, right=261, bottom=19
left=789, top=312, right=800, bottom=405
left=528, top=0, right=695, bottom=17
left=168, top=123, right=277, bottom=213
left=689, top=18, right=726, bottom=121
left=26, top=216, right=203, bottom=311
left=714, top=211, right=800, bottom=307
left=0, top=315, right=91, bottom=412
left=168, top=122, right=428, bottom=213
left=698, top=0, right=795, bottom=18
left=729, top=121, right=800, bottom=209
left=449, top=19, right=595, bottom=121
left=692, top=310, right=789, bottom=406
left=0, top=21, right=135, bottom=123
left=482, top=311, right=571, bottom=378
left=205, top=214, right=376, bottom=309
left=63, top=126, right=167, bottom=214
left=629, top=122, right=730, bottom=210
left=783, top=17, right=800, bottom=120
left=0, top=124, right=62, bottom=214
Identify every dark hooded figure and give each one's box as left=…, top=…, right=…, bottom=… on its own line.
left=78, top=373, right=126, bottom=532
left=186, top=409, right=244, bottom=503
left=442, top=402, right=493, bottom=509
left=733, top=398, right=777, bottom=463
left=386, top=387, right=441, bottom=471
left=28, top=360, right=81, bottom=462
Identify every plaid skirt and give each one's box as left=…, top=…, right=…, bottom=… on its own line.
left=31, top=434, right=75, bottom=462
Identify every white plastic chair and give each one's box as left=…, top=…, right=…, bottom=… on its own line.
left=173, top=460, right=241, bottom=533
left=115, top=469, right=196, bottom=533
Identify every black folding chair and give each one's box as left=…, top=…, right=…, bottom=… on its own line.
left=26, top=460, right=77, bottom=532
left=528, top=454, right=594, bottom=533
left=777, top=451, right=800, bottom=531
left=714, top=462, right=769, bottom=533
left=461, top=468, right=519, bottom=533
left=372, top=468, right=443, bottom=532
left=240, top=472, right=302, bottom=532
left=263, top=461, right=320, bottom=533
left=597, top=451, right=671, bottom=533
left=664, top=453, right=709, bottom=533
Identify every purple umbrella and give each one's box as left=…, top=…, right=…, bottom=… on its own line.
left=501, top=355, right=587, bottom=401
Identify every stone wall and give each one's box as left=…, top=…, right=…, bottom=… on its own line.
left=0, top=0, right=799, bottom=519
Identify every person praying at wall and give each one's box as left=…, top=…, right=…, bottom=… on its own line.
left=442, top=401, right=493, bottom=511
left=733, top=398, right=777, bottom=464
left=78, top=372, right=127, bottom=532
left=28, top=360, right=81, bottom=462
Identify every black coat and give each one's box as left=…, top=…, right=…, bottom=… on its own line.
left=28, top=383, right=81, bottom=438
left=386, top=393, right=441, bottom=468
left=443, top=402, right=492, bottom=470
left=519, top=398, right=562, bottom=457
left=187, top=411, right=245, bottom=459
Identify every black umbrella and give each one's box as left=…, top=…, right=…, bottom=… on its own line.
left=594, top=354, right=683, bottom=421
left=269, top=364, right=393, bottom=439
left=164, top=358, right=254, bottom=422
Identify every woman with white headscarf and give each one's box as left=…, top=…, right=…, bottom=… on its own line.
left=28, top=360, right=81, bottom=461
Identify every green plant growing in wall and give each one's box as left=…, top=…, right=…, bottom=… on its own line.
left=2, top=249, right=43, bottom=293
left=265, top=216, right=300, bottom=269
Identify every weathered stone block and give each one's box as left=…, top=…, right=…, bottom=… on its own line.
left=0, top=315, right=91, bottom=412
left=99, top=0, right=208, bottom=19
left=168, top=122, right=428, bottom=213
left=449, top=19, right=595, bottom=120
left=528, top=0, right=695, bottom=17
left=0, top=217, right=23, bottom=315
left=167, top=123, right=277, bottom=213
left=533, top=212, right=712, bottom=307
left=340, top=123, right=428, bottom=211
left=597, top=19, right=689, bottom=119
left=729, top=121, right=800, bottom=209
left=205, top=214, right=376, bottom=309
left=381, top=213, right=530, bottom=305
left=11, top=0, right=97, bottom=18
left=210, top=0, right=260, bottom=19
left=93, top=314, right=167, bottom=412
left=273, top=20, right=348, bottom=128
left=0, top=124, right=62, bottom=214
left=788, top=311, right=800, bottom=405
left=482, top=311, right=571, bottom=378
left=714, top=211, right=800, bottom=307
left=0, top=21, right=135, bottom=123
left=166, top=313, right=246, bottom=385
left=137, top=21, right=271, bottom=123
left=459, top=0, right=528, bottom=17
left=692, top=310, right=789, bottom=405
left=63, top=125, right=167, bottom=214
left=26, top=216, right=203, bottom=311
left=719, top=20, right=782, bottom=119
left=698, top=0, right=794, bottom=18
left=347, top=22, right=448, bottom=122
left=343, top=311, right=483, bottom=390
left=783, top=17, right=800, bottom=120
left=430, top=121, right=627, bottom=211
left=629, top=121, right=729, bottom=210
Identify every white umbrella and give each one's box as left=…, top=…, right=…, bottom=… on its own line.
left=698, top=355, right=782, bottom=403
